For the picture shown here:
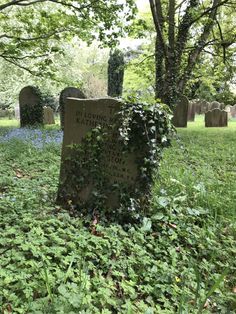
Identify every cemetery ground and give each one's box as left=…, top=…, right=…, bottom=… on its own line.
left=0, top=117, right=236, bottom=313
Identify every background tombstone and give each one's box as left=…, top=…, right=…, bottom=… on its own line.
left=188, top=101, right=195, bottom=121
left=57, top=98, right=144, bottom=209
left=59, top=87, right=86, bottom=130
left=172, top=95, right=188, bottom=127
left=15, top=106, right=20, bottom=120
left=205, top=109, right=228, bottom=127
left=199, top=100, right=209, bottom=114
left=43, top=106, right=55, bottom=125
left=230, top=104, right=236, bottom=118
left=19, top=86, right=43, bottom=127
left=210, top=101, right=221, bottom=111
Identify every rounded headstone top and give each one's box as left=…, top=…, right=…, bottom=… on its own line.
left=19, top=86, right=42, bottom=106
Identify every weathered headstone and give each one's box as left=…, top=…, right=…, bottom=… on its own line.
left=188, top=101, right=195, bottom=121
left=172, top=95, right=188, bottom=127
left=205, top=109, right=228, bottom=127
left=59, top=87, right=86, bottom=130
left=230, top=105, right=236, bottom=118
left=19, top=86, right=43, bottom=127
left=57, top=98, right=143, bottom=209
left=43, top=106, right=55, bottom=125
left=209, top=101, right=221, bottom=111
left=15, top=106, right=20, bottom=120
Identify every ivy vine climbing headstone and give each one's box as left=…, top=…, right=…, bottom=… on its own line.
left=172, top=95, right=188, bottom=127
left=56, top=97, right=172, bottom=218
left=19, top=86, right=43, bottom=127
left=59, top=87, right=86, bottom=130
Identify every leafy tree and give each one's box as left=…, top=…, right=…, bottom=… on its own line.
left=148, top=0, right=236, bottom=107
left=0, top=0, right=136, bottom=74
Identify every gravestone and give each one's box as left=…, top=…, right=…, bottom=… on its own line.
left=205, top=109, right=228, bottom=127
left=59, top=87, right=86, bottom=130
left=230, top=105, right=236, bottom=118
left=15, top=106, right=20, bottom=120
left=19, top=86, right=43, bottom=127
left=43, top=106, right=55, bottom=125
left=172, top=95, right=188, bottom=127
left=209, top=101, right=221, bottom=111
left=193, top=100, right=201, bottom=115
left=188, top=101, right=195, bottom=121
left=57, top=98, right=143, bottom=209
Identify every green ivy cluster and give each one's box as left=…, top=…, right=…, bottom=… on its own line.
left=20, top=86, right=44, bottom=127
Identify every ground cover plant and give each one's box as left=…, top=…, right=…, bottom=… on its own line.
left=0, top=117, right=235, bottom=313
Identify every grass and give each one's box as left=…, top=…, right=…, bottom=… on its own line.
left=0, top=117, right=235, bottom=313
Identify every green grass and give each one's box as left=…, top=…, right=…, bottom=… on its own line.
left=0, top=117, right=235, bottom=313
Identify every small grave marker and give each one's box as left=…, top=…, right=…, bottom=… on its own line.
left=43, top=106, right=55, bottom=125
left=172, top=95, right=188, bottom=127
left=205, top=109, right=228, bottom=127
left=19, top=86, right=43, bottom=127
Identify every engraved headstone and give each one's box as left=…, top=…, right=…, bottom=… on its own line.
left=188, top=101, right=195, bottom=121
left=43, top=106, right=55, bottom=125
left=59, top=87, right=86, bottom=130
left=19, top=86, right=43, bottom=127
left=57, top=98, right=144, bottom=209
left=172, top=95, right=188, bottom=127
left=205, top=109, right=228, bottom=127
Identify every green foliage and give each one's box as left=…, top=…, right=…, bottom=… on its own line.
left=108, top=49, right=125, bottom=97
left=0, top=0, right=137, bottom=74
left=19, top=86, right=44, bottom=127
left=0, top=119, right=236, bottom=312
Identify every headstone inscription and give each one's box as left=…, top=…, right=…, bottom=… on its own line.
left=59, top=87, right=86, bottom=130
left=57, top=98, right=142, bottom=209
left=19, top=86, right=43, bottom=127
left=43, top=106, right=55, bottom=125
left=172, top=95, right=188, bottom=127
left=188, top=101, right=195, bottom=121
left=205, top=109, right=228, bottom=127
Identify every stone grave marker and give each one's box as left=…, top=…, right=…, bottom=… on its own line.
left=43, top=106, right=55, bottom=125
left=15, top=106, right=20, bottom=120
left=56, top=98, right=144, bottom=209
left=172, top=95, right=188, bottom=127
left=230, top=104, right=236, bottom=118
left=59, top=87, right=86, bottom=130
left=209, top=101, right=222, bottom=111
left=188, top=101, right=195, bottom=121
left=19, top=86, right=43, bottom=127
left=205, top=109, right=228, bottom=127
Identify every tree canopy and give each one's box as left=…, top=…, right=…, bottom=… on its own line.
left=0, top=0, right=136, bottom=73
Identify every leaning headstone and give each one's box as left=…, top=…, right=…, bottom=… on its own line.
left=188, top=101, right=195, bottom=121
left=19, top=86, right=43, bottom=127
left=59, top=87, right=86, bottom=130
left=172, top=95, right=188, bottom=127
left=43, top=106, right=55, bottom=125
left=56, top=98, right=171, bottom=212
left=205, top=109, right=228, bottom=127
